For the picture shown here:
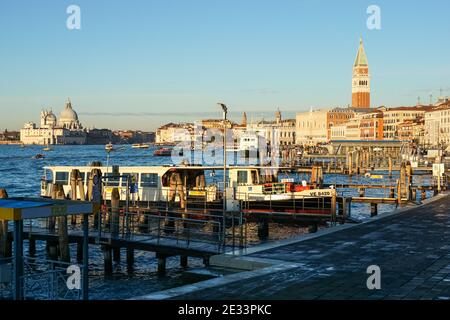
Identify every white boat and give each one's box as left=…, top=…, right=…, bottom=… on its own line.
left=40, top=165, right=336, bottom=216
left=132, top=143, right=150, bottom=149
left=105, top=143, right=114, bottom=152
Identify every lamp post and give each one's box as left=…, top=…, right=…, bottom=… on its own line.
left=218, top=103, right=228, bottom=214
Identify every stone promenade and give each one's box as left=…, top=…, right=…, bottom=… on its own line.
left=168, top=194, right=450, bottom=300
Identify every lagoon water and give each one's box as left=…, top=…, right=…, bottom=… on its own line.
left=0, top=144, right=435, bottom=299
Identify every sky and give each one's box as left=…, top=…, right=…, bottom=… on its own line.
left=1, top=0, right=449, bottom=131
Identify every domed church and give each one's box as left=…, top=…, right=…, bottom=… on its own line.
left=20, top=98, right=86, bottom=145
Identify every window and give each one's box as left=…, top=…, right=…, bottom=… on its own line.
left=105, top=173, right=120, bottom=187
left=55, top=172, right=69, bottom=185
left=141, top=173, right=158, bottom=188
left=237, top=171, right=248, bottom=184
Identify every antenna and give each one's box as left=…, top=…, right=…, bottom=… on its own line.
left=417, top=96, right=421, bottom=106
left=430, top=93, right=433, bottom=106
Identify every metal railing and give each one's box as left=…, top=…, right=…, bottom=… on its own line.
left=1, top=257, right=84, bottom=300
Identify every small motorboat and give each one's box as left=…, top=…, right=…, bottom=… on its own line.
left=153, top=147, right=173, bottom=156
left=132, top=143, right=150, bottom=149
left=33, top=154, right=45, bottom=160
left=105, top=143, right=114, bottom=152
left=43, top=144, right=53, bottom=151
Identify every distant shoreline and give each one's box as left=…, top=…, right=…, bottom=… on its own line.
left=0, top=141, right=21, bottom=145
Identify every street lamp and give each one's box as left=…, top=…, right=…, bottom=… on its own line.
left=217, top=103, right=228, bottom=214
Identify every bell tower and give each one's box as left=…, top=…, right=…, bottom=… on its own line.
left=352, top=38, right=371, bottom=108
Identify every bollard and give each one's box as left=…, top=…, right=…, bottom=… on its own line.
left=389, top=187, right=395, bottom=199
left=411, top=188, right=417, bottom=202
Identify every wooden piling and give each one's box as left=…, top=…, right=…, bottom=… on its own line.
left=370, top=203, right=378, bottom=217
left=113, top=247, right=121, bottom=263
left=56, top=184, right=70, bottom=262
left=157, top=253, right=166, bottom=275
left=111, top=188, right=120, bottom=239
left=411, top=188, right=417, bottom=202
left=308, top=223, right=318, bottom=233
left=348, top=152, right=353, bottom=176
left=389, top=187, right=395, bottom=199
left=257, top=219, right=269, bottom=240
left=70, top=169, right=78, bottom=225
left=388, top=157, right=393, bottom=178
left=421, top=189, right=427, bottom=201
left=0, top=188, right=10, bottom=258
left=358, top=188, right=365, bottom=197
left=180, top=255, right=188, bottom=268
left=126, top=248, right=135, bottom=267
left=102, top=245, right=113, bottom=276
left=29, top=238, right=36, bottom=257
left=77, top=241, right=83, bottom=263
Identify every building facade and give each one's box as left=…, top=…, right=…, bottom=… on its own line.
left=295, top=108, right=329, bottom=144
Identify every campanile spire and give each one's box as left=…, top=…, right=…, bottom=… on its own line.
left=352, top=37, right=371, bottom=108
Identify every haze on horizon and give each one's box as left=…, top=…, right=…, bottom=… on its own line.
left=1, top=0, right=449, bottom=131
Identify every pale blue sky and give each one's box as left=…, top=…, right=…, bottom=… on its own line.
left=1, top=0, right=449, bottom=131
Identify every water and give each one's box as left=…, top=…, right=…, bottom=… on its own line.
left=0, top=145, right=436, bottom=299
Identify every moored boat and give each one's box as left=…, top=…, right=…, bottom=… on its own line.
left=153, top=147, right=172, bottom=156
left=132, top=143, right=150, bottom=149
left=40, top=164, right=336, bottom=218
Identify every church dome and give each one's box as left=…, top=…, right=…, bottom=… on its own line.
left=59, top=99, right=79, bottom=122
left=45, top=111, right=57, bottom=123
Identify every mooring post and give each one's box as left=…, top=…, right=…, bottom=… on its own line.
left=348, top=152, right=353, bottom=176
left=389, top=187, right=395, bottom=199
left=157, top=253, right=167, bottom=275
left=111, top=188, right=120, bottom=239
left=28, top=237, right=36, bottom=257
left=70, top=169, right=78, bottom=225
left=180, top=255, right=188, bottom=268
left=308, top=223, right=318, bottom=233
left=102, top=245, right=113, bottom=276
left=126, top=247, right=134, bottom=267
left=82, top=212, right=89, bottom=300
left=257, top=218, right=269, bottom=240
left=13, top=220, right=24, bottom=300
left=370, top=203, right=378, bottom=217
left=421, top=189, right=427, bottom=201
left=77, top=241, right=83, bottom=263
left=56, top=185, right=70, bottom=262
left=388, top=157, right=393, bottom=178
left=0, top=189, right=10, bottom=258
left=358, top=188, right=365, bottom=197
left=411, top=188, right=417, bottom=202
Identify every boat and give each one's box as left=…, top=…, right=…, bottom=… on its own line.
left=132, top=143, right=150, bottom=149
left=33, top=154, right=45, bottom=160
left=43, top=144, right=52, bottom=151
left=105, top=143, right=114, bottom=152
left=40, top=165, right=336, bottom=218
left=153, top=147, right=173, bottom=156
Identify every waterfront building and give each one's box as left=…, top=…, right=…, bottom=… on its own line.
left=155, top=122, right=194, bottom=144
left=424, top=103, right=450, bottom=147
left=381, top=106, right=431, bottom=140
left=295, top=108, right=329, bottom=144
left=352, top=38, right=371, bottom=108
left=359, top=110, right=384, bottom=140
left=248, top=110, right=296, bottom=147
left=20, top=99, right=86, bottom=145
left=397, top=119, right=425, bottom=144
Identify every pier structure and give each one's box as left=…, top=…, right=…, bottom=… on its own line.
left=135, top=192, right=450, bottom=300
